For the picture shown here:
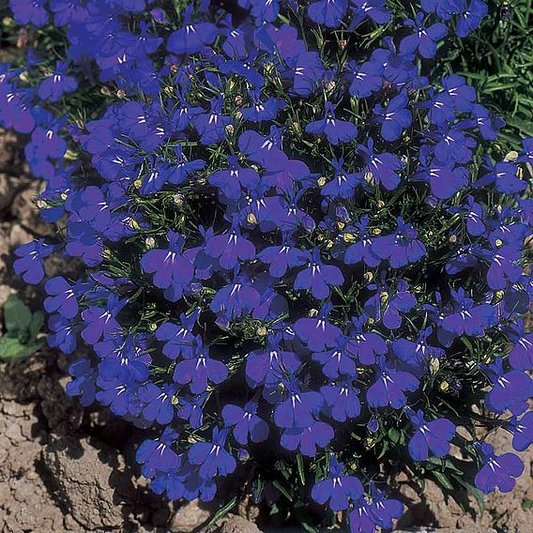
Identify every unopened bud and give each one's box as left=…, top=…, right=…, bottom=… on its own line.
left=256, top=326, right=267, bottom=337
left=337, top=221, right=346, bottom=230
left=449, top=234, right=457, bottom=243
left=429, top=358, right=440, bottom=375
left=377, top=200, right=385, bottom=209
left=338, top=39, right=347, bottom=49
left=145, top=237, right=156, bottom=249
left=247, top=213, right=257, bottom=225
left=325, top=240, right=334, bottom=249
left=235, top=94, right=243, bottom=106
left=225, top=124, right=234, bottom=135
left=116, top=89, right=126, bottom=98
left=60, top=192, right=68, bottom=201
left=504, top=150, right=519, bottom=162
left=372, top=228, right=381, bottom=236
left=439, top=381, right=449, bottom=392
left=309, top=308, right=319, bottom=318
left=133, top=179, right=143, bottom=189
left=100, top=86, right=111, bottom=96
left=173, top=193, right=184, bottom=206
left=318, top=176, right=327, bottom=187
left=363, top=271, right=374, bottom=283
left=19, top=71, right=29, bottom=83
left=234, top=111, right=243, bottom=121
left=343, top=232, right=356, bottom=244
left=364, top=171, right=375, bottom=185
left=148, top=322, right=158, bottom=332
left=495, top=238, right=503, bottom=247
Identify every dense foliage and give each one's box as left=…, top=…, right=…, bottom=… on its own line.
left=1, top=0, right=532, bottom=530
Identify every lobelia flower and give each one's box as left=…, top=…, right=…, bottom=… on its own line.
left=205, top=215, right=256, bottom=270
left=346, top=315, right=388, bottom=365
left=343, top=216, right=383, bottom=267
left=273, top=378, right=324, bottom=429
left=294, top=248, right=344, bottom=300
left=400, top=13, right=447, bottom=59
left=188, top=427, right=236, bottom=479
left=474, top=442, right=524, bottom=494
left=155, top=310, right=199, bottom=361
left=136, top=427, right=181, bottom=477
left=138, top=383, right=177, bottom=425
left=9, top=0, right=49, bottom=26
left=38, top=61, right=78, bottom=102
left=258, top=237, right=309, bottom=278
left=508, top=412, right=533, bottom=452
left=483, top=359, right=533, bottom=416
left=320, top=379, right=361, bottom=421
left=305, top=102, right=357, bottom=145
left=173, top=336, right=228, bottom=394
left=289, top=51, right=325, bottom=97
left=311, top=456, right=364, bottom=511
left=507, top=321, right=533, bottom=371
left=440, top=287, right=497, bottom=337
left=209, top=155, right=260, bottom=200
left=475, top=160, right=527, bottom=195
left=140, top=231, right=195, bottom=302
left=456, top=0, right=488, bottom=38
left=364, top=278, right=417, bottom=330
left=280, top=421, right=334, bottom=457
left=192, top=96, right=233, bottom=146
left=358, top=138, right=403, bottom=191
left=14, top=239, right=56, bottom=284
left=294, top=303, right=343, bottom=349
left=367, top=356, right=419, bottom=408
left=245, top=333, right=301, bottom=388
left=349, top=0, right=391, bottom=28
left=431, top=125, right=475, bottom=165
left=222, top=400, right=269, bottom=445
left=65, top=359, right=97, bottom=407
left=346, top=59, right=384, bottom=98
left=48, top=315, right=79, bottom=354
left=241, top=88, right=286, bottom=122
left=372, top=217, right=426, bottom=268
left=406, top=408, right=456, bottom=461
left=321, top=157, right=363, bottom=199
left=80, top=294, right=127, bottom=345
left=374, top=92, right=412, bottom=142
left=167, top=6, right=218, bottom=55
left=177, top=393, right=207, bottom=429
left=313, top=335, right=357, bottom=379
left=367, top=484, right=404, bottom=530
left=308, top=0, right=348, bottom=28
left=238, top=126, right=288, bottom=171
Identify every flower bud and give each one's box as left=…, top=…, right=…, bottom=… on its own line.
left=363, top=271, right=374, bottom=283
left=145, top=237, right=156, bottom=249
left=225, top=124, right=234, bottom=135
left=343, top=232, right=356, bottom=243
left=504, top=150, right=519, bottom=162
left=256, top=326, right=268, bottom=337
left=317, top=176, right=327, bottom=187
left=148, top=323, right=158, bottom=332
left=247, top=213, right=257, bottom=225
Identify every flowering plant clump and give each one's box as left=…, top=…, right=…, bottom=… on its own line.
left=2, top=0, right=533, bottom=530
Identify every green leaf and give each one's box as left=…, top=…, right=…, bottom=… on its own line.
left=28, top=311, right=45, bottom=342
left=273, top=480, right=293, bottom=502
left=296, top=453, right=306, bottom=485
left=0, top=336, right=43, bottom=359
left=522, top=499, right=533, bottom=511
left=388, top=427, right=401, bottom=445
left=205, top=496, right=237, bottom=530
left=3, top=296, right=32, bottom=335
left=432, top=470, right=454, bottom=491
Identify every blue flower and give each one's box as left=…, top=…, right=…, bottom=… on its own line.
left=209, top=155, right=260, bottom=200
left=321, top=157, right=362, bottom=199
left=222, top=401, right=269, bottom=445
left=407, top=408, right=456, bottom=461
left=136, top=427, right=181, bottom=477
left=188, top=428, right=236, bottom=479
left=280, top=421, right=334, bottom=457
left=140, top=231, right=195, bottom=302
left=38, top=61, right=78, bottom=102
left=307, top=0, right=348, bottom=28
left=372, top=217, right=426, bottom=268
left=367, top=356, right=419, bottom=408
left=14, top=239, right=56, bottom=284
left=294, top=248, right=344, bottom=300
left=167, top=6, right=217, bottom=55
left=374, top=92, right=412, bottom=142
left=475, top=442, right=523, bottom=494
left=306, top=102, right=357, bottom=145
left=400, top=13, right=447, bottom=59
left=358, top=138, right=403, bottom=190
left=311, top=456, right=363, bottom=511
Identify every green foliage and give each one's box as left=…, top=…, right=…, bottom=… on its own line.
left=0, top=296, right=44, bottom=359
left=451, top=0, right=533, bottom=147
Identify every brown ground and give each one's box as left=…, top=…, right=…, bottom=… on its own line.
left=0, top=128, right=531, bottom=532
